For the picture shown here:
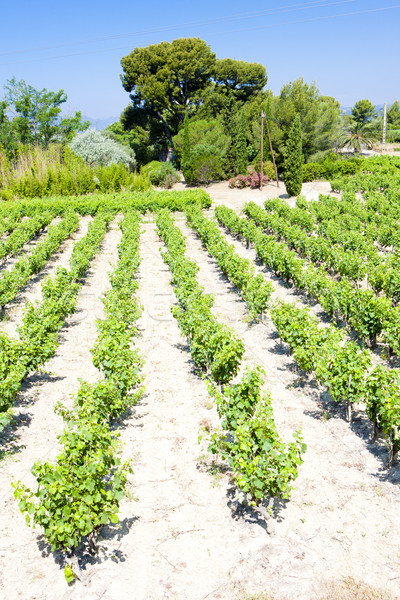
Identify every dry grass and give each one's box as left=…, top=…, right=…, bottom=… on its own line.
left=239, top=578, right=398, bottom=600
left=317, top=577, right=398, bottom=600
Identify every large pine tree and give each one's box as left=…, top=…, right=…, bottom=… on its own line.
left=283, top=113, right=303, bottom=197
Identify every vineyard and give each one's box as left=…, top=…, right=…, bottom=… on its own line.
left=0, top=161, right=400, bottom=600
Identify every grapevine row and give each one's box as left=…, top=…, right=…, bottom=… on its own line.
left=0, top=210, right=55, bottom=262
left=0, top=210, right=114, bottom=429
left=156, top=209, right=305, bottom=519
left=0, top=211, right=80, bottom=310
left=216, top=204, right=400, bottom=354
left=13, top=211, right=144, bottom=581
left=216, top=205, right=400, bottom=466
left=184, top=205, right=273, bottom=318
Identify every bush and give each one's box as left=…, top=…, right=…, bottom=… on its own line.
left=302, top=163, right=325, bottom=182
left=183, top=144, right=224, bottom=184
left=387, top=129, right=400, bottom=143
left=249, top=157, right=276, bottom=180
left=0, top=189, right=13, bottom=201
left=302, top=155, right=364, bottom=182
left=172, top=118, right=230, bottom=167
left=228, top=167, right=269, bottom=189
left=142, top=161, right=180, bottom=188
left=69, top=129, right=136, bottom=169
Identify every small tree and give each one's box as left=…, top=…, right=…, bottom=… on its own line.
left=351, top=99, right=377, bottom=125
left=284, top=113, right=303, bottom=197
left=235, top=109, right=247, bottom=175
left=387, top=101, right=400, bottom=129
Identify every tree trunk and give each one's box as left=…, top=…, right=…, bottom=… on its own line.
left=156, top=110, right=175, bottom=154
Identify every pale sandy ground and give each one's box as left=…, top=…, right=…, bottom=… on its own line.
left=0, top=182, right=399, bottom=600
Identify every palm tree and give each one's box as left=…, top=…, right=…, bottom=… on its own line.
left=341, top=120, right=379, bottom=153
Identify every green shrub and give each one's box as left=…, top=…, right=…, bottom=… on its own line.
left=184, top=144, right=224, bottom=184
left=146, top=161, right=180, bottom=188
left=0, top=189, right=13, bottom=201
left=250, top=157, right=276, bottom=180
left=172, top=118, right=230, bottom=166
left=302, top=163, right=325, bottom=182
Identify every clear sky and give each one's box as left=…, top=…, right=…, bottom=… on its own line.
left=0, top=0, right=399, bottom=119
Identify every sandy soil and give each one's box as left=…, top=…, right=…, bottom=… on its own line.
left=0, top=183, right=399, bottom=600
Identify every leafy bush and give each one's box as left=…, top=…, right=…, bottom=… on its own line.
left=142, top=160, right=180, bottom=188
left=302, top=163, right=325, bottom=182
left=69, top=128, right=136, bottom=169
left=172, top=118, right=230, bottom=166
left=249, top=157, right=276, bottom=180
left=183, top=144, right=225, bottom=184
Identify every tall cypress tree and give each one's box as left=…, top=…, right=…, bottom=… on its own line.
left=235, top=109, right=247, bottom=175
left=222, top=92, right=237, bottom=177
left=283, top=113, right=303, bottom=197
left=181, top=109, right=190, bottom=177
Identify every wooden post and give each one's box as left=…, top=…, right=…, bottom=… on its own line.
left=260, top=111, right=264, bottom=190
left=263, top=111, right=279, bottom=187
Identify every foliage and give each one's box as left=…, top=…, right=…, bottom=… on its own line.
left=185, top=205, right=273, bottom=317
left=69, top=128, right=136, bottom=169
left=0, top=212, right=79, bottom=309
left=120, top=38, right=268, bottom=154
left=1, top=78, right=89, bottom=153
left=142, top=160, right=180, bottom=188
left=0, top=143, right=148, bottom=198
left=283, top=114, right=303, bottom=196
left=173, top=117, right=229, bottom=168
left=213, top=58, right=267, bottom=102
left=13, top=211, right=144, bottom=565
left=341, top=121, right=379, bottom=153
left=387, top=100, right=400, bottom=129
left=104, top=119, right=158, bottom=166
left=271, top=79, right=342, bottom=163
left=235, top=109, right=248, bottom=175
left=13, top=422, right=129, bottom=552
left=121, top=38, right=216, bottom=150
left=181, top=109, right=191, bottom=174
left=365, top=366, right=400, bottom=466
left=207, top=367, right=305, bottom=504
left=222, top=92, right=239, bottom=177
left=351, top=99, right=377, bottom=125
left=156, top=209, right=244, bottom=383
left=183, top=144, right=225, bottom=184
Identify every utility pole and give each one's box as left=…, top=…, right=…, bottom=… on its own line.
left=382, top=103, right=387, bottom=152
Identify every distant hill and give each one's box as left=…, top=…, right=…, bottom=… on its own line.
left=82, top=116, right=119, bottom=130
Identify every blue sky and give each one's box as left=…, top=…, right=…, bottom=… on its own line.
left=0, top=0, right=399, bottom=119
